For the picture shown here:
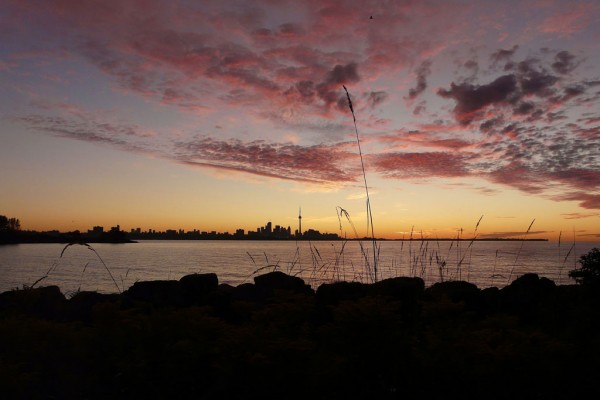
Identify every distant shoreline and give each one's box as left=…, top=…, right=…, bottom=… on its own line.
left=1, top=235, right=549, bottom=244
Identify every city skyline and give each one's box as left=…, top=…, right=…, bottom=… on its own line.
left=1, top=213, right=552, bottom=242
left=1, top=1, right=599, bottom=242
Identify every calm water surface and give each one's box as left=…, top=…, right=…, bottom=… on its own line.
left=0, top=240, right=597, bottom=294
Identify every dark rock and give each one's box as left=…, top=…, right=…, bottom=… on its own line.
left=230, top=282, right=259, bottom=302
left=253, top=271, right=313, bottom=295
left=426, top=280, right=480, bottom=304
left=124, top=280, right=183, bottom=307
left=179, top=273, right=218, bottom=305
left=207, top=283, right=234, bottom=309
left=506, top=273, right=556, bottom=290
left=480, top=286, right=500, bottom=313
left=500, top=273, right=557, bottom=315
left=369, top=276, right=424, bottom=300
left=316, top=281, right=367, bottom=305
left=67, top=291, right=119, bottom=321
left=0, top=285, right=65, bottom=318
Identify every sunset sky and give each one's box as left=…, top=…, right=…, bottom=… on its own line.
left=1, top=0, right=599, bottom=241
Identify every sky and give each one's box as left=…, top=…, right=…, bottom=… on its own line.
left=1, top=0, right=599, bottom=241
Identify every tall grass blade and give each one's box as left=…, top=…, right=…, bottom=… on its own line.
left=507, top=219, right=535, bottom=285
left=343, top=85, right=378, bottom=282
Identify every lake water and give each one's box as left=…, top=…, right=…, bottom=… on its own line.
left=0, top=240, right=597, bottom=295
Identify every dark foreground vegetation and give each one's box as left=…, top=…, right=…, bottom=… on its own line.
left=2, top=263, right=600, bottom=400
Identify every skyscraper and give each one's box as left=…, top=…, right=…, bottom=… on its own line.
left=298, top=207, right=302, bottom=238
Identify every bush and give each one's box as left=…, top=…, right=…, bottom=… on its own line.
left=569, top=248, right=600, bottom=285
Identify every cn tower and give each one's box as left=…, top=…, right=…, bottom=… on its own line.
left=298, top=207, right=302, bottom=237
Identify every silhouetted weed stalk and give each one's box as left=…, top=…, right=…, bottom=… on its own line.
left=506, top=218, right=536, bottom=285
left=30, top=242, right=122, bottom=293
left=343, top=85, right=379, bottom=282
left=336, top=206, right=377, bottom=282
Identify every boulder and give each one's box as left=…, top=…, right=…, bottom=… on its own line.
left=0, top=285, right=65, bottom=318
left=500, top=273, right=556, bottom=315
left=316, top=281, right=367, bottom=304
left=179, top=273, right=219, bottom=305
left=67, top=291, right=119, bottom=321
left=253, top=271, right=313, bottom=295
left=369, top=276, right=425, bottom=300
left=426, top=280, right=480, bottom=304
left=124, top=280, right=183, bottom=307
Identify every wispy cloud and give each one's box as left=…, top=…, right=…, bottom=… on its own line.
left=407, top=60, right=432, bottom=99
left=561, top=212, right=600, bottom=220
left=173, top=137, right=359, bottom=184
left=480, top=231, right=550, bottom=239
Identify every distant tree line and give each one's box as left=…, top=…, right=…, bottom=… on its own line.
left=0, top=215, right=22, bottom=244
left=0, top=215, right=21, bottom=232
left=0, top=215, right=134, bottom=244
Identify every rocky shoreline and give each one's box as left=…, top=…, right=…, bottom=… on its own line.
left=1, top=271, right=599, bottom=399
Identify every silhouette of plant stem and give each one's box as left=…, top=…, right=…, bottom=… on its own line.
left=343, top=85, right=378, bottom=282
left=507, top=219, right=535, bottom=285
left=32, top=242, right=121, bottom=293
left=557, top=230, right=562, bottom=284
left=336, top=206, right=375, bottom=282
left=462, top=215, right=484, bottom=282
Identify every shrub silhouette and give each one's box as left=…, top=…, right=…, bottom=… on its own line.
left=569, top=248, right=600, bottom=285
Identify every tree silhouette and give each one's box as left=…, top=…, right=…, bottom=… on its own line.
left=0, top=215, right=21, bottom=243
left=8, top=217, right=20, bottom=231
left=569, top=248, right=600, bottom=285
left=0, top=215, right=20, bottom=231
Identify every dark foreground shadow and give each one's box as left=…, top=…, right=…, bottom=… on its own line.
left=1, top=271, right=600, bottom=399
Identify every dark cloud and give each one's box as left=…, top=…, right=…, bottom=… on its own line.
left=323, top=63, right=360, bottom=86
left=561, top=84, right=586, bottom=101
left=413, top=101, right=426, bottom=115
left=438, top=49, right=588, bottom=126
left=552, top=51, right=578, bottom=74
left=294, top=80, right=316, bottom=99
left=518, top=67, right=558, bottom=96
left=289, top=63, right=360, bottom=110
left=464, top=60, right=478, bottom=71
left=278, top=23, right=305, bottom=36
left=408, top=60, right=432, bottom=99
left=367, top=91, right=388, bottom=108
left=490, top=45, right=519, bottom=65
left=252, top=27, right=272, bottom=37
left=513, top=101, right=535, bottom=115
left=479, top=117, right=503, bottom=133
left=437, top=75, right=517, bottom=124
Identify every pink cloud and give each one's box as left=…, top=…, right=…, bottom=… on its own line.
left=375, top=131, right=473, bottom=151
left=174, top=137, right=360, bottom=184
left=557, top=193, right=600, bottom=210
left=539, top=3, right=597, bottom=35
left=3, top=0, right=463, bottom=120
left=561, top=212, right=600, bottom=220
left=372, top=152, right=471, bottom=179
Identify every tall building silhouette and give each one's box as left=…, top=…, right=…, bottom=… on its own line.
left=298, top=207, right=302, bottom=237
